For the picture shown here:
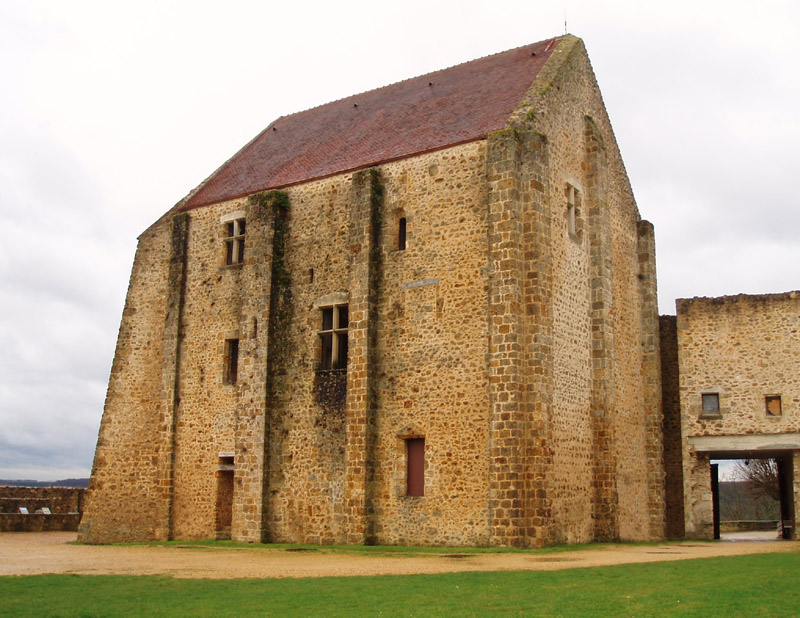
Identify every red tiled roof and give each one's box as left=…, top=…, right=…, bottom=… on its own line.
left=182, top=37, right=564, bottom=210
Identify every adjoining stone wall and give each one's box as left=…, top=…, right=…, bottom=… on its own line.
left=0, top=486, right=84, bottom=532
left=677, top=292, right=800, bottom=538
left=0, top=486, right=84, bottom=514
left=1, top=513, right=82, bottom=532
left=794, top=452, right=800, bottom=537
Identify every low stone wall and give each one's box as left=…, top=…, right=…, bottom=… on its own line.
left=0, top=486, right=85, bottom=532
left=720, top=520, right=779, bottom=532
left=0, top=513, right=82, bottom=532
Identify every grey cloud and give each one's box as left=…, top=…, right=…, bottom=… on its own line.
left=1, top=0, right=798, bottom=479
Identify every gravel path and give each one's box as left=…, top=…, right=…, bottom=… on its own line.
left=1, top=532, right=797, bottom=580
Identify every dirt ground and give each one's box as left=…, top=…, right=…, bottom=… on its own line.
left=1, top=532, right=797, bottom=579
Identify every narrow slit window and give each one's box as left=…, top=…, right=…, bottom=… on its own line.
left=566, top=185, right=578, bottom=237
left=398, top=217, right=407, bottom=251
left=224, top=339, right=239, bottom=384
left=406, top=438, right=425, bottom=497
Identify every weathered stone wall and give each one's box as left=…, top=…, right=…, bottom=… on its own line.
left=169, top=200, right=245, bottom=539
left=78, top=219, right=178, bottom=543
left=494, top=35, right=664, bottom=544
left=794, top=452, right=800, bottom=536
left=371, top=144, right=490, bottom=546
left=677, top=292, right=800, bottom=537
left=0, top=486, right=84, bottom=514
left=136, top=142, right=494, bottom=546
left=0, top=486, right=84, bottom=532
left=258, top=144, right=491, bottom=545
left=1, top=513, right=82, bottom=532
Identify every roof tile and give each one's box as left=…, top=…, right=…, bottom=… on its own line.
left=183, top=37, right=563, bottom=210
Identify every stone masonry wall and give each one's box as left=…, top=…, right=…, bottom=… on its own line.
left=264, top=144, right=492, bottom=545
left=369, top=145, right=490, bottom=546
left=163, top=143, right=492, bottom=545
left=170, top=200, right=246, bottom=539
left=1, top=486, right=84, bottom=532
left=0, top=486, right=83, bottom=514
left=79, top=220, right=178, bottom=543
left=677, top=292, right=800, bottom=537
left=495, top=35, right=664, bottom=544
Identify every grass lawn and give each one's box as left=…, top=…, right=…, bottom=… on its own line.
left=1, top=552, right=798, bottom=617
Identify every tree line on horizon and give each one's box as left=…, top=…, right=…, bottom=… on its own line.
left=0, top=478, right=89, bottom=488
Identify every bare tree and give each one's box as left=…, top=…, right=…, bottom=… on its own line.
left=733, top=458, right=780, bottom=501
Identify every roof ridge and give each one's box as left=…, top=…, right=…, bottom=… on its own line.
left=270, top=37, right=565, bottom=125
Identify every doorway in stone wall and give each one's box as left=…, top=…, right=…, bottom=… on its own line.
left=711, top=454, right=791, bottom=541
left=215, top=454, right=234, bottom=540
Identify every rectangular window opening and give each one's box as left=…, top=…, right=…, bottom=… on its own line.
left=224, top=338, right=239, bottom=385
left=398, top=217, right=407, bottom=251
left=766, top=395, right=782, bottom=416
left=406, top=438, right=425, bottom=497
left=223, top=218, right=246, bottom=266
left=566, top=185, right=579, bottom=238
left=319, top=304, right=348, bottom=371
left=701, top=392, right=720, bottom=417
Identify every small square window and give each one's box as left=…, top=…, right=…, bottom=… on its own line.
left=701, top=393, right=720, bottom=417
left=766, top=395, right=782, bottom=417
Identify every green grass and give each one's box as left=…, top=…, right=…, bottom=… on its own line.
left=100, top=537, right=696, bottom=555
left=1, top=552, right=798, bottom=617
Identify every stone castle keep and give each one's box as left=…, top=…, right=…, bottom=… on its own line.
left=78, top=34, right=798, bottom=546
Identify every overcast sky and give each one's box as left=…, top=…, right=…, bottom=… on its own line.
left=1, top=0, right=798, bottom=480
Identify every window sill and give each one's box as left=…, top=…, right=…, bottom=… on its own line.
left=699, top=414, right=722, bottom=420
